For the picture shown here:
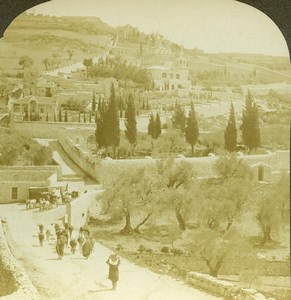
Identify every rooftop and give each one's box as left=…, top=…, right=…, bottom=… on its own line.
left=0, top=169, right=55, bottom=181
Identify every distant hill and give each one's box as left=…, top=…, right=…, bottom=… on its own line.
left=0, top=12, right=290, bottom=86
left=0, top=12, right=115, bottom=74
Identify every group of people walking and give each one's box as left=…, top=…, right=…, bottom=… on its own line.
left=37, top=223, right=121, bottom=290
left=37, top=223, right=94, bottom=259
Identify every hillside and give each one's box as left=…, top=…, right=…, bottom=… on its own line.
left=0, top=11, right=290, bottom=88
left=0, top=13, right=115, bottom=74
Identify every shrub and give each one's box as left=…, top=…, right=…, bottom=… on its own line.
left=138, top=244, right=146, bottom=252
left=171, top=248, right=184, bottom=256
left=15, top=72, right=24, bottom=78
left=145, top=248, right=153, bottom=254
left=115, top=244, right=124, bottom=252
left=117, top=138, right=131, bottom=159
left=161, top=246, right=170, bottom=253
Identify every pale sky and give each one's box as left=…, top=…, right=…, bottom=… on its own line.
left=27, top=0, right=289, bottom=57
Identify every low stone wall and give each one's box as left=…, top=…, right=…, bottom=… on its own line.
left=97, top=151, right=289, bottom=182
left=59, top=138, right=101, bottom=181
left=0, top=220, right=39, bottom=300
left=186, top=272, right=275, bottom=300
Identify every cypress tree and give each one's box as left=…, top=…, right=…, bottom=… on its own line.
left=224, top=101, right=237, bottom=152
left=46, top=112, right=49, bottom=122
left=95, top=100, right=107, bottom=149
left=185, top=101, right=199, bottom=156
left=147, top=112, right=155, bottom=138
left=241, top=91, right=260, bottom=151
left=78, top=111, right=81, bottom=123
left=92, top=92, right=96, bottom=111
left=64, top=111, right=68, bottom=122
left=83, top=113, right=86, bottom=123
left=53, top=113, right=56, bottom=122
left=104, top=84, right=120, bottom=156
left=58, top=108, right=62, bottom=122
left=155, top=112, right=161, bottom=139
left=24, top=109, right=29, bottom=121
left=172, top=101, right=186, bottom=132
left=125, top=94, right=137, bottom=156
left=89, top=112, right=92, bottom=123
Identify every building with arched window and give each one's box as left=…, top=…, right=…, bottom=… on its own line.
left=145, top=47, right=191, bottom=94
left=9, top=95, right=59, bottom=121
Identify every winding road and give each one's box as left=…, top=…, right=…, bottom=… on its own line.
left=0, top=140, right=220, bottom=300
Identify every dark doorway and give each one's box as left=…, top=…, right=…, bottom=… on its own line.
left=258, top=166, right=264, bottom=181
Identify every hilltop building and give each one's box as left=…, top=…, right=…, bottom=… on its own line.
left=116, top=24, right=140, bottom=41
left=145, top=47, right=192, bottom=95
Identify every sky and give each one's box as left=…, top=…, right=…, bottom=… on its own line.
left=27, top=0, right=289, bottom=57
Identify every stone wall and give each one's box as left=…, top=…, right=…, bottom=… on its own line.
left=66, top=190, right=102, bottom=229
left=0, top=220, right=39, bottom=300
left=11, top=121, right=95, bottom=141
left=59, top=138, right=101, bottom=181
left=186, top=272, right=275, bottom=300
left=98, top=151, right=289, bottom=182
left=10, top=121, right=290, bottom=184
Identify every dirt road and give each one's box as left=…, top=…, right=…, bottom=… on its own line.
left=1, top=204, right=220, bottom=300
left=0, top=138, right=220, bottom=299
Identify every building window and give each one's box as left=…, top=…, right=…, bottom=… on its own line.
left=11, top=187, right=18, bottom=200
left=162, top=72, right=167, bottom=78
left=14, top=104, right=21, bottom=112
left=176, top=73, right=180, bottom=79
left=46, top=88, right=52, bottom=97
left=40, top=106, right=44, bottom=114
left=178, top=84, right=182, bottom=89
left=171, top=85, right=175, bottom=90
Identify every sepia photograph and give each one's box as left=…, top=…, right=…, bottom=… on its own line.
left=0, top=0, right=290, bottom=299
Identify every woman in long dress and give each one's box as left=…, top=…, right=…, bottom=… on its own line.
left=106, top=254, right=121, bottom=290
left=82, top=238, right=93, bottom=259
left=56, top=235, right=66, bottom=259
